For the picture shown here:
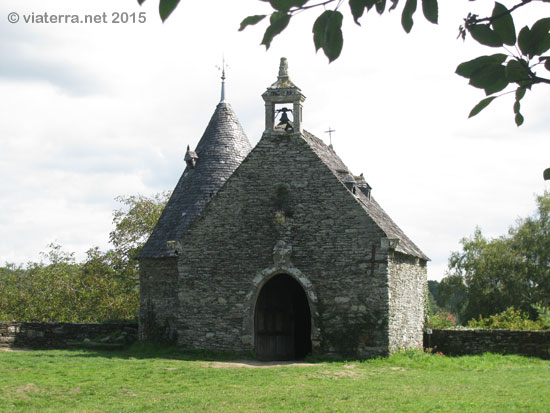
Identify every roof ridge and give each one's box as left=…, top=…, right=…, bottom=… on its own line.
left=300, top=130, right=429, bottom=261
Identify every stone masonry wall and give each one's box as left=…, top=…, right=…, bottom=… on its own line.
left=173, top=132, right=392, bottom=357
left=0, top=322, right=137, bottom=349
left=424, top=329, right=550, bottom=359
left=388, top=252, right=427, bottom=352
left=139, top=257, right=178, bottom=343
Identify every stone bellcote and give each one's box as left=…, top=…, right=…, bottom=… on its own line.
left=262, top=57, right=306, bottom=134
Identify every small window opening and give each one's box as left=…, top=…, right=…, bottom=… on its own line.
left=274, top=105, right=294, bottom=132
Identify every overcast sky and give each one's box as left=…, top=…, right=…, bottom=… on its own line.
left=1, top=0, right=549, bottom=280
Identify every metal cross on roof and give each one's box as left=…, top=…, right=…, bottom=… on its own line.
left=216, top=56, right=228, bottom=102
left=216, top=56, right=228, bottom=79
left=324, top=126, right=335, bottom=147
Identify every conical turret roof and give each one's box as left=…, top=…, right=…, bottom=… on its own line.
left=139, top=101, right=251, bottom=258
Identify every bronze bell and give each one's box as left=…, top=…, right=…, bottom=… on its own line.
left=277, top=108, right=294, bottom=132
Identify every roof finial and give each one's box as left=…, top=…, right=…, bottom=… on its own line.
left=216, top=56, right=228, bottom=103
left=325, top=126, right=335, bottom=149
left=278, top=57, right=289, bottom=81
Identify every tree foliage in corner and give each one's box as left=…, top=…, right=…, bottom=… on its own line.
left=137, top=0, right=181, bottom=22
left=140, top=0, right=549, bottom=126
left=238, top=0, right=439, bottom=62
left=457, top=2, right=550, bottom=126
left=140, top=0, right=439, bottom=62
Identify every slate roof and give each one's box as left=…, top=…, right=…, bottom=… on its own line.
left=302, top=130, right=429, bottom=261
left=139, top=102, right=252, bottom=258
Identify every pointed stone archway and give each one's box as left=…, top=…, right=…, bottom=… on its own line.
left=254, top=273, right=312, bottom=361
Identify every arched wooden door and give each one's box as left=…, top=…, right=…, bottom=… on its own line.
left=254, top=274, right=312, bottom=360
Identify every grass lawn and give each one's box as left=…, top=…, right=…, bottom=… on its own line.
left=0, top=345, right=548, bottom=412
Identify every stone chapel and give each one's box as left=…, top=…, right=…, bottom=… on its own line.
left=138, top=58, right=428, bottom=360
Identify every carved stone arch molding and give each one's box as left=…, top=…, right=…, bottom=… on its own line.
left=241, top=263, right=320, bottom=352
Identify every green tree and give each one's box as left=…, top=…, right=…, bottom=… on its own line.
left=447, top=192, right=550, bottom=322
left=0, top=245, right=138, bottom=322
left=427, top=278, right=466, bottom=327
left=109, top=191, right=171, bottom=285
left=436, top=274, right=469, bottom=323
left=455, top=2, right=550, bottom=125
left=427, top=280, right=440, bottom=314
left=532, top=303, right=550, bottom=328
left=0, top=192, right=170, bottom=322
left=139, top=0, right=549, bottom=126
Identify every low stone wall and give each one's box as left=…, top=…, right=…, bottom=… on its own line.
left=424, top=329, right=550, bottom=359
left=0, top=322, right=138, bottom=349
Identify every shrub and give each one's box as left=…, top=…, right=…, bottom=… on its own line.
left=0, top=245, right=138, bottom=322
left=467, top=307, right=546, bottom=330
left=532, top=303, right=550, bottom=329
left=427, top=310, right=457, bottom=329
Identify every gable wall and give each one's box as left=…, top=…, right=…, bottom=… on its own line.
left=173, top=132, right=392, bottom=357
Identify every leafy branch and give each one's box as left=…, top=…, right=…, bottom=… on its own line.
left=138, top=0, right=549, bottom=127
left=238, top=0, right=438, bottom=62
left=460, top=0, right=535, bottom=30
left=456, top=2, right=550, bottom=125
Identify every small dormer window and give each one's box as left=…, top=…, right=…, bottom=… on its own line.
left=354, top=173, right=372, bottom=200
left=184, top=145, right=199, bottom=169
left=363, top=180, right=372, bottom=200
left=364, top=186, right=371, bottom=199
